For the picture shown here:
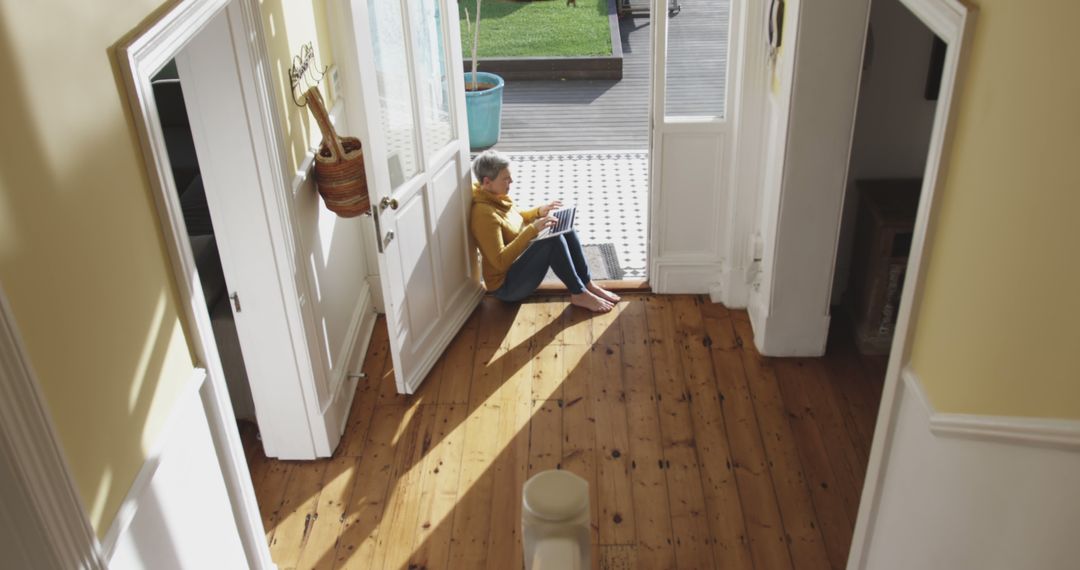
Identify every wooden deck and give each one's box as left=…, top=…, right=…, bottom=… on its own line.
left=244, top=294, right=885, bottom=570
left=494, top=0, right=729, bottom=152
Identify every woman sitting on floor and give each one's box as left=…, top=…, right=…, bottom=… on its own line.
left=469, top=150, right=620, bottom=313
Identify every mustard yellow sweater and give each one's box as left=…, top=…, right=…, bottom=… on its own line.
left=470, top=183, right=541, bottom=291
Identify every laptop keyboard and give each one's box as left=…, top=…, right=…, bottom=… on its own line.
left=551, top=208, right=573, bottom=233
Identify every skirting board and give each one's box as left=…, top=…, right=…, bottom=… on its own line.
left=745, top=299, right=831, bottom=357
left=853, top=367, right=1080, bottom=570
left=323, top=280, right=376, bottom=415
left=650, top=259, right=723, bottom=295
left=325, top=295, right=378, bottom=442
left=713, top=263, right=752, bottom=309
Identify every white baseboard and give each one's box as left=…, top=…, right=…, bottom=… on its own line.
left=104, top=369, right=248, bottom=568
left=715, top=264, right=752, bottom=308
left=325, top=295, right=378, bottom=443
left=323, top=280, right=375, bottom=414
left=744, top=302, right=831, bottom=357
left=650, top=259, right=723, bottom=294
left=851, top=368, right=1080, bottom=570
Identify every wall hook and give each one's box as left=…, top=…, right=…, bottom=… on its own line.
left=289, top=42, right=327, bottom=107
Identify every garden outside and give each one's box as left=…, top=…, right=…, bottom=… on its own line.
left=458, top=0, right=612, bottom=57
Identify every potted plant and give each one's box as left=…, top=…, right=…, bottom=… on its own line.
left=463, top=1, right=504, bottom=150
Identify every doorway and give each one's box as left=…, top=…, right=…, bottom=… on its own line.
left=119, top=0, right=358, bottom=564
left=834, top=0, right=942, bottom=360
left=151, top=60, right=257, bottom=424
left=470, top=0, right=735, bottom=288
left=474, top=0, right=658, bottom=285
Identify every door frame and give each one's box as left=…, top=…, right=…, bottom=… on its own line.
left=647, top=0, right=772, bottom=301
left=648, top=0, right=735, bottom=293
left=847, top=0, right=973, bottom=566
left=116, top=0, right=288, bottom=566
left=0, top=286, right=107, bottom=568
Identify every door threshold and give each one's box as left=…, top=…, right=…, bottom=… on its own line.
left=534, top=279, right=650, bottom=294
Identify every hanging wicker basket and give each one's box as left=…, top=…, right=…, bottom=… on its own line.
left=304, top=87, right=370, bottom=217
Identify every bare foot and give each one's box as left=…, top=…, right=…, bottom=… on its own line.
left=570, top=291, right=614, bottom=313
left=587, top=282, right=621, bottom=303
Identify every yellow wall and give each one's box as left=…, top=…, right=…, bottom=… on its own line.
left=0, top=0, right=339, bottom=538
left=910, top=0, right=1080, bottom=419
left=0, top=0, right=194, bottom=537
left=259, top=0, right=335, bottom=174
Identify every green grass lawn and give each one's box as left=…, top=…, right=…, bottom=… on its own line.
left=458, top=0, right=612, bottom=58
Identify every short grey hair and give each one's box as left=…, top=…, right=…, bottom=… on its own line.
left=472, top=150, right=511, bottom=183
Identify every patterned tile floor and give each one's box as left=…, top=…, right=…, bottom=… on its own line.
left=504, top=151, right=649, bottom=280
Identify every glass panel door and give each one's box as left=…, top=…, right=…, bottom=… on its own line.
left=663, top=0, right=730, bottom=118
left=355, top=0, right=482, bottom=393
left=368, top=0, right=420, bottom=187
left=409, top=0, right=455, bottom=157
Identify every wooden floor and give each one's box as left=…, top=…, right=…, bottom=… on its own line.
left=243, top=294, right=885, bottom=570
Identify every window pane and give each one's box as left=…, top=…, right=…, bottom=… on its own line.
left=410, top=0, right=455, bottom=155
left=664, top=1, right=729, bottom=118
left=369, top=0, right=419, bottom=187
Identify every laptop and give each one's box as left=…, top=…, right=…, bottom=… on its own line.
left=533, top=206, right=576, bottom=240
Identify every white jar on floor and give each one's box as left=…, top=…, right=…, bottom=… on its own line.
left=522, top=469, right=591, bottom=570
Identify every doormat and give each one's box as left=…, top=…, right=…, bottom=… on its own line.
left=543, top=243, right=624, bottom=284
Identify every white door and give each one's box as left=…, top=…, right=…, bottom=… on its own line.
left=176, top=9, right=328, bottom=458
left=349, top=0, right=483, bottom=393
left=649, top=0, right=739, bottom=293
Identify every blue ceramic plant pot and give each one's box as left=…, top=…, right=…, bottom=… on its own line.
left=464, top=72, right=504, bottom=150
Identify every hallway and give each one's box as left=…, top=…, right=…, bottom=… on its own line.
left=244, top=295, right=884, bottom=569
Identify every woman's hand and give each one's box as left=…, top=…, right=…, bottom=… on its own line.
left=538, top=200, right=563, bottom=217
left=531, top=215, right=557, bottom=232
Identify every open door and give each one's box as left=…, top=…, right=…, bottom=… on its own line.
left=346, top=0, right=483, bottom=393
left=648, top=0, right=738, bottom=293
left=175, top=7, right=337, bottom=459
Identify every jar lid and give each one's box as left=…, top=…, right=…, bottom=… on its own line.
left=523, top=470, right=589, bottom=522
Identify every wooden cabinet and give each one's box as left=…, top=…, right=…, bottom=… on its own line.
left=848, top=179, right=920, bottom=354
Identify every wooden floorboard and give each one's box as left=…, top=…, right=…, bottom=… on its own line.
left=643, top=296, right=718, bottom=568
left=671, top=296, right=777, bottom=570
left=247, top=294, right=885, bottom=569
left=773, top=361, right=856, bottom=570
left=730, top=316, right=833, bottom=570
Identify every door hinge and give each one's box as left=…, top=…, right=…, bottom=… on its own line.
left=230, top=292, right=242, bottom=313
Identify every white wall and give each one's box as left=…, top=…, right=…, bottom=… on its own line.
left=853, top=372, right=1080, bottom=570
left=106, top=376, right=249, bottom=569
left=849, top=0, right=938, bottom=181
left=750, top=0, right=872, bottom=356
left=833, top=0, right=939, bottom=301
